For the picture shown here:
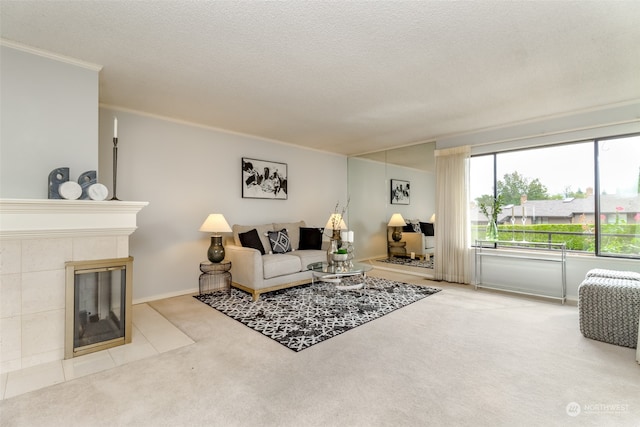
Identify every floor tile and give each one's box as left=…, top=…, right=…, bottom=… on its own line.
left=4, top=360, right=65, bottom=399
left=108, top=326, right=158, bottom=365
left=62, top=350, right=116, bottom=381
left=132, top=304, right=194, bottom=353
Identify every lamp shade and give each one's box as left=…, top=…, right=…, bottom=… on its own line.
left=388, top=213, right=406, bottom=227
left=325, top=213, right=347, bottom=231
left=199, top=214, right=232, bottom=234
left=430, top=213, right=436, bottom=223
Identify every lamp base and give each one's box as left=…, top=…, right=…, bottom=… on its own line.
left=392, top=229, right=402, bottom=242
left=207, top=235, right=225, bottom=263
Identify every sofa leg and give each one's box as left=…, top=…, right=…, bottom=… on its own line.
left=252, top=292, right=259, bottom=301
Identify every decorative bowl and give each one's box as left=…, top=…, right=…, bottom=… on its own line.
left=332, top=253, right=348, bottom=262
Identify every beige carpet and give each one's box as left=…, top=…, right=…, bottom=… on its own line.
left=1, top=269, right=639, bottom=426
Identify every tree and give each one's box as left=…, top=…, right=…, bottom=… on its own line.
left=551, top=186, right=587, bottom=199
left=496, top=171, right=550, bottom=205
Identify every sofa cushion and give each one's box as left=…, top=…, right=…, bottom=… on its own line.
left=238, top=228, right=266, bottom=255
left=262, top=253, right=302, bottom=279
left=299, top=227, right=323, bottom=250
left=267, top=229, right=292, bottom=254
left=233, top=223, right=273, bottom=253
left=292, top=250, right=327, bottom=270
left=273, top=221, right=305, bottom=250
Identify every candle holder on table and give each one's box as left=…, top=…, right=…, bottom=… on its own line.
left=110, top=137, right=120, bottom=201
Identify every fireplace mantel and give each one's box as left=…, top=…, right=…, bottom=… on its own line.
left=0, top=198, right=149, bottom=239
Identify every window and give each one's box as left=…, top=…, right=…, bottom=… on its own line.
left=470, top=135, right=640, bottom=259
left=597, top=135, right=640, bottom=257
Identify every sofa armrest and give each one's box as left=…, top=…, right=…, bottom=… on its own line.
left=424, top=236, right=435, bottom=254
left=225, top=244, right=264, bottom=289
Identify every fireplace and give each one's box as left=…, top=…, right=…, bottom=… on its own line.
left=65, top=257, right=133, bottom=358
left=0, top=198, right=147, bottom=373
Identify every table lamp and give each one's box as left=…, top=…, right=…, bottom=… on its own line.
left=388, top=213, right=406, bottom=242
left=199, top=214, right=232, bottom=263
left=325, top=213, right=347, bottom=240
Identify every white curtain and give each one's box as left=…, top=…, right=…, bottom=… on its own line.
left=434, top=145, right=471, bottom=284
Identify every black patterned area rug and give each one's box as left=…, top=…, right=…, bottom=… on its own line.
left=194, top=276, right=441, bottom=352
left=376, top=256, right=434, bottom=269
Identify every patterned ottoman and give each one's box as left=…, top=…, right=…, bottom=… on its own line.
left=578, top=269, right=640, bottom=349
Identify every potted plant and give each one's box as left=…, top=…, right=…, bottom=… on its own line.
left=479, top=194, right=504, bottom=240
left=332, top=248, right=349, bottom=262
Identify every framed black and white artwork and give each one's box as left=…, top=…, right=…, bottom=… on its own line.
left=242, top=157, right=288, bottom=200
left=390, top=179, right=410, bottom=205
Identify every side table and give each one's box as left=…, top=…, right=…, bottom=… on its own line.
left=388, top=241, right=407, bottom=258
left=199, top=261, right=232, bottom=295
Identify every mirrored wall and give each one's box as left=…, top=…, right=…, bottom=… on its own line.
left=347, top=142, right=436, bottom=261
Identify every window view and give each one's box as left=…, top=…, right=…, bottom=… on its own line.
left=597, top=136, right=640, bottom=257
left=470, top=135, right=640, bottom=259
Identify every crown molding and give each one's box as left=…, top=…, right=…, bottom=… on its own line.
left=0, top=39, right=103, bottom=72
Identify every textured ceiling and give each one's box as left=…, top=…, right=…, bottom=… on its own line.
left=2, top=1, right=640, bottom=156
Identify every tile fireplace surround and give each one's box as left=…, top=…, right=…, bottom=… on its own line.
left=0, top=198, right=147, bottom=374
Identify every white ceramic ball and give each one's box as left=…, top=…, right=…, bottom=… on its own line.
left=87, top=183, right=109, bottom=201
left=59, top=181, right=82, bottom=200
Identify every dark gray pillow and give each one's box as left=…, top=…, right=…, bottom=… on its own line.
left=238, top=228, right=265, bottom=254
left=267, top=229, right=292, bottom=254
left=299, top=227, right=323, bottom=250
left=420, top=222, right=435, bottom=236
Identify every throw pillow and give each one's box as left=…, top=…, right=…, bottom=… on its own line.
left=402, top=223, right=414, bottom=232
left=273, top=221, right=305, bottom=251
left=238, top=228, right=266, bottom=255
left=267, top=229, right=292, bottom=254
left=299, top=227, right=323, bottom=250
left=420, top=222, right=435, bottom=236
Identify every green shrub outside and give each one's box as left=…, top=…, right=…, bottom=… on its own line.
left=472, top=223, right=640, bottom=255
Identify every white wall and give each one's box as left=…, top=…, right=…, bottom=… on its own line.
left=348, top=156, right=435, bottom=260
left=99, top=108, right=348, bottom=301
left=437, top=102, right=640, bottom=300
left=0, top=44, right=99, bottom=198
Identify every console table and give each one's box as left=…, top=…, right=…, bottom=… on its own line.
left=388, top=241, right=407, bottom=257
left=474, top=240, right=566, bottom=303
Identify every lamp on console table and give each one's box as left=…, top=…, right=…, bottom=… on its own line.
left=388, top=213, right=406, bottom=242
left=325, top=213, right=347, bottom=241
left=325, top=213, right=347, bottom=265
left=199, top=214, right=232, bottom=263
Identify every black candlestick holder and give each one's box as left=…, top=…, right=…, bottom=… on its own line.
left=110, top=137, right=119, bottom=201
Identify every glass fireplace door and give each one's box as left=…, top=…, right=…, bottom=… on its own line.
left=65, top=257, right=133, bottom=358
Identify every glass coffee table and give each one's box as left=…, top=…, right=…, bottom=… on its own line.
left=307, top=262, right=373, bottom=290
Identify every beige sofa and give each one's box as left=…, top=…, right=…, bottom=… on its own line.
left=225, top=220, right=328, bottom=300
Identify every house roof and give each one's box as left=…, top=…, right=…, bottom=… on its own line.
left=475, top=194, right=640, bottom=223
left=1, top=1, right=640, bottom=156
